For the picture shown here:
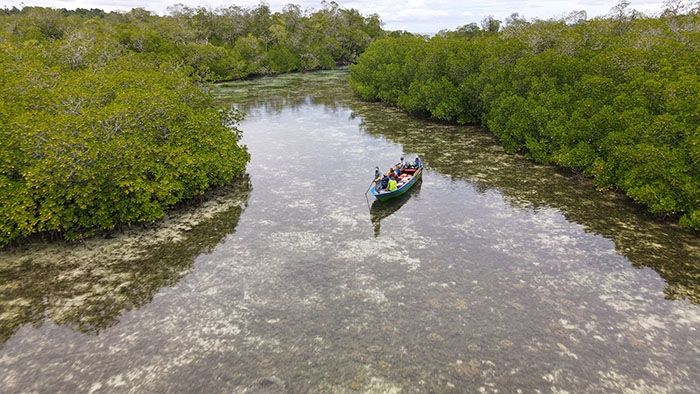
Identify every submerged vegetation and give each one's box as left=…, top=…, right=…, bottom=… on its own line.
left=350, top=3, right=700, bottom=229
left=0, top=178, right=251, bottom=343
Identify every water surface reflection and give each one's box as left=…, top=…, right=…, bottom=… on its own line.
left=370, top=180, right=422, bottom=238
left=0, top=179, right=251, bottom=343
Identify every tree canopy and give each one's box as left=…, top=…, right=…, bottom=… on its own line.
left=0, top=3, right=384, bottom=246
left=0, top=3, right=382, bottom=82
left=350, top=3, right=700, bottom=229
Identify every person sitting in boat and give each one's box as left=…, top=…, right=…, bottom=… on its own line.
left=387, top=178, right=398, bottom=191
left=394, top=167, right=401, bottom=177
left=389, top=167, right=398, bottom=179
left=399, top=157, right=406, bottom=169
left=374, top=166, right=381, bottom=180
left=414, top=156, right=422, bottom=168
left=379, top=174, right=390, bottom=191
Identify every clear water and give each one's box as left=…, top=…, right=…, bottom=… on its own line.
left=1, top=70, right=698, bottom=392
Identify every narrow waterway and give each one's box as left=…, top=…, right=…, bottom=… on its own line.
left=1, top=70, right=698, bottom=392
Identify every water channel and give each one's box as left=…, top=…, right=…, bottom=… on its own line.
left=1, top=70, right=698, bottom=392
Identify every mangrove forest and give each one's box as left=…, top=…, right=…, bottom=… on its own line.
left=350, top=3, right=700, bottom=229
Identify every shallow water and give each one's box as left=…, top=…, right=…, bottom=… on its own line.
left=1, top=70, right=698, bottom=392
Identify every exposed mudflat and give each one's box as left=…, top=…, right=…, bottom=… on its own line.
left=1, top=70, right=698, bottom=393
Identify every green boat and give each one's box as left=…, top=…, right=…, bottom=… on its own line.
left=369, top=165, right=423, bottom=202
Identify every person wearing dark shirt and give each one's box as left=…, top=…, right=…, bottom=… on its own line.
left=379, top=174, right=390, bottom=190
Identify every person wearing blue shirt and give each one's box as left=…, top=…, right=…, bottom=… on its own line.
left=414, top=156, right=422, bottom=168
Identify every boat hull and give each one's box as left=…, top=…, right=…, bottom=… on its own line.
left=370, top=168, right=422, bottom=201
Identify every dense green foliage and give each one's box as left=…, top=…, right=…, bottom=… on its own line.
left=1, top=3, right=382, bottom=82
left=0, top=6, right=296, bottom=246
left=350, top=6, right=700, bottom=229
left=0, top=3, right=382, bottom=246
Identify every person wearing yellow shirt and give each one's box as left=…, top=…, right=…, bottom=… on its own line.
left=387, top=179, right=398, bottom=191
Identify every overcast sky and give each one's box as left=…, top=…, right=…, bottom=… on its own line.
left=1, top=0, right=669, bottom=33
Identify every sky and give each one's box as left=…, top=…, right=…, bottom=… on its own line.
left=0, top=0, right=669, bottom=33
